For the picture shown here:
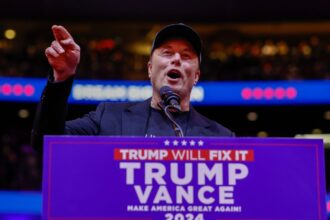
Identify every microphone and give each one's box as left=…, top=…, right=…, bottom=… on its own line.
left=158, top=86, right=184, bottom=137
left=159, top=86, right=181, bottom=112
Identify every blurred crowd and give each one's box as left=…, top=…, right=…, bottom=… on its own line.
left=0, top=130, right=41, bottom=190
left=202, top=35, right=330, bottom=81
left=1, top=28, right=330, bottom=81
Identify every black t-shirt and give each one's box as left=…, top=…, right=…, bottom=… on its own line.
left=145, top=107, right=189, bottom=137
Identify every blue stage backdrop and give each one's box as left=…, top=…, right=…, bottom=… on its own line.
left=0, top=77, right=329, bottom=105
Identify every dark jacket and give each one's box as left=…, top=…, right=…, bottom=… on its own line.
left=31, top=77, right=234, bottom=152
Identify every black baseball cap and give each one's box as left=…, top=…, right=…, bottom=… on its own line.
left=151, top=23, right=202, bottom=63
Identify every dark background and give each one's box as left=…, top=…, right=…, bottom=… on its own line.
left=1, top=0, right=330, bottom=22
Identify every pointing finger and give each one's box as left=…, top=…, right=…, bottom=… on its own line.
left=52, top=25, right=73, bottom=41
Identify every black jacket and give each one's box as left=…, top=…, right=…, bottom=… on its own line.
left=31, top=77, right=234, bottom=152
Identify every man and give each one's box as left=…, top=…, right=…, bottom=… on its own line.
left=31, top=23, right=234, bottom=151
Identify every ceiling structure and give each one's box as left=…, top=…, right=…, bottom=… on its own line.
left=1, top=0, right=330, bottom=22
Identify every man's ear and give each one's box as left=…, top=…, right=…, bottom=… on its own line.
left=147, top=60, right=152, bottom=78
left=195, top=69, right=201, bottom=83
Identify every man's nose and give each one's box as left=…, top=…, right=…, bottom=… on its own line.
left=171, top=52, right=181, bottom=65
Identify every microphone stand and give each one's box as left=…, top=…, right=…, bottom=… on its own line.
left=158, top=101, right=184, bottom=137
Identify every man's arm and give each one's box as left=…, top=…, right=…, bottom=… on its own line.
left=31, top=25, right=80, bottom=152
left=31, top=76, right=74, bottom=152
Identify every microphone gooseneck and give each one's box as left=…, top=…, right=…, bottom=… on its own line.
left=158, top=86, right=184, bottom=137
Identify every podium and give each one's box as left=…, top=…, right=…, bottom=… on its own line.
left=42, top=136, right=327, bottom=220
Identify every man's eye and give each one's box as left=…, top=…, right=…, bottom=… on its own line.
left=162, top=50, right=173, bottom=55
left=182, top=53, right=192, bottom=59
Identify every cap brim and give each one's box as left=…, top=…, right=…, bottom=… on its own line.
left=151, top=23, right=202, bottom=61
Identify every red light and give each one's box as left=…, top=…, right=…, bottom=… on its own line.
left=241, top=88, right=252, bottom=100
left=275, top=87, right=286, bottom=99
left=241, top=86, right=298, bottom=101
left=2, top=84, right=12, bottom=95
left=286, top=87, right=297, bottom=99
left=253, top=87, right=263, bottom=99
left=13, top=84, right=23, bottom=96
left=327, top=200, right=330, bottom=212
left=24, top=84, right=35, bottom=96
left=94, top=39, right=116, bottom=50
left=264, top=87, right=274, bottom=99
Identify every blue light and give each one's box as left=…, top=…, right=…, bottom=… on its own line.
left=0, top=191, right=41, bottom=214
left=0, top=77, right=329, bottom=105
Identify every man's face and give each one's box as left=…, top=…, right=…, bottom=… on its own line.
left=148, top=38, right=200, bottom=101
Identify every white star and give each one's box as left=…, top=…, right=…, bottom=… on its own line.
left=181, top=140, right=187, bottom=146
left=189, top=140, right=196, bottom=146
left=173, top=140, right=179, bottom=146
left=164, top=140, right=170, bottom=146
left=198, top=140, right=204, bottom=146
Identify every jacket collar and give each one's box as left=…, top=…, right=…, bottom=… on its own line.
left=122, top=98, right=211, bottom=136
left=186, top=106, right=212, bottom=136
left=121, top=99, right=151, bottom=136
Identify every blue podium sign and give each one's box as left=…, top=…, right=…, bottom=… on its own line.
left=42, top=136, right=326, bottom=220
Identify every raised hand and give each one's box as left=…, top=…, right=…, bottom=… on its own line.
left=45, top=25, right=81, bottom=82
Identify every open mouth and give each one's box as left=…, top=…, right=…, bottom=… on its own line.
left=167, top=69, right=182, bottom=79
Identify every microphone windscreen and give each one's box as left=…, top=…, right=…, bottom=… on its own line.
left=159, top=86, right=181, bottom=111
left=160, top=86, right=172, bottom=98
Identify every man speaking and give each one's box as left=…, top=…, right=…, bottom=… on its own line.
left=31, top=23, right=234, bottom=151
